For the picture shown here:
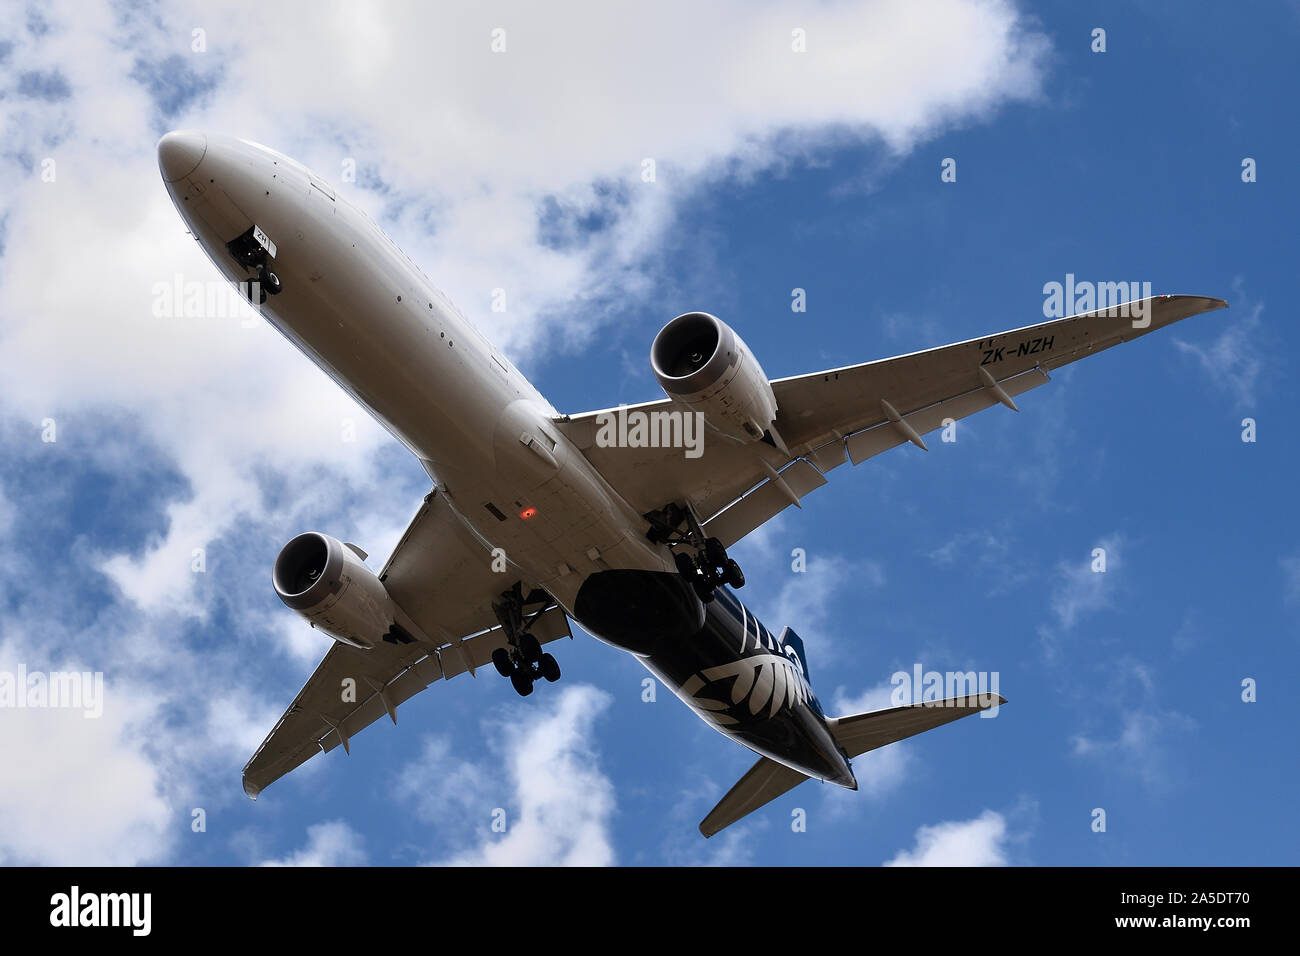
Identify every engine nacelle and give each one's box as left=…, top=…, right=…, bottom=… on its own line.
left=650, top=312, right=778, bottom=444
left=273, top=532, right=404, bottom=650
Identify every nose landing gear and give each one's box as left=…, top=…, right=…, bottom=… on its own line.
left=226, top=225, right=283, bottom=304
left=256, top=263, right=282, bottom=301
left=490, top=583, right=562, bottom=697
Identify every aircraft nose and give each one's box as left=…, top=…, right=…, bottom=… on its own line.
left=157, top=129, right=207, bottom=183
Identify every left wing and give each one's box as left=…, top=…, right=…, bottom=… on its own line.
left=554, top=295, right=1227, bottom=546
left=242, top=488, right=570, bottom=798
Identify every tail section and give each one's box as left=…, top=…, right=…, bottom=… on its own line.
left=699, top=693, right=1006, bottom=837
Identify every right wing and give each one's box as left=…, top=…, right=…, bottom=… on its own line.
left=241, top=488, right=570, bottom=798
left=556, top=295, right=1227, bottom=547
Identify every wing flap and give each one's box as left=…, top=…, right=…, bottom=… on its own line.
left=318, top=655, right=446, bottom=756
left=703, top=459, right=828, bottom=549
left=243, top=645, right=441, bottom=797
left=699, top=366, right=1048, bottom=547
left=844, top=366, right=1049, bottom=465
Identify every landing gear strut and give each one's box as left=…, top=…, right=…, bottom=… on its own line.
left=225, top=226, right=283, bottom=304
left=490, top=583, right=561, bottom=697
left=646, top=502, right=745, bottom=603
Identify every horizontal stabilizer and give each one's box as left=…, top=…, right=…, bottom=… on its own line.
left=699, top=755, right=809, bottom=838
left=699, top=695, right=1006, bottom=837
left=828, top=694, right=1006, bottom=759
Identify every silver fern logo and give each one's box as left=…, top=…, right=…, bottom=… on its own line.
left=681, top=653, right=812, bottom=726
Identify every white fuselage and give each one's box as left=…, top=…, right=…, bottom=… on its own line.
left=161, top=132, right=670, bottom=619
left=161, top=131, right=857, bottom=790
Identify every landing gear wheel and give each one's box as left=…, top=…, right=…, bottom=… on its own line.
left=254, top=265, right=281, bottom=302
left=723, top=558, right=745, bottom=589
left=539, top=653, right=561, bottom=683
left=673, top=551, right=697, bottom=578
left=510, top=670, right=534, bottom=697
left=492, top=582, right=562, bottom=695
left=518, top=633, right=542, bottom=664
left=704, top=537, right=728, bottom=568
left=693, top=579, right=715, bottom=603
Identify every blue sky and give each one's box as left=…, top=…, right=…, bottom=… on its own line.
left=0, top=1, right=1295, bottom=865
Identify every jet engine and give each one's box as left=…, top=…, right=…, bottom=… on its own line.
left=650, top=312, right=778, bottom=444
left=273, top=532, right=410, bottom=650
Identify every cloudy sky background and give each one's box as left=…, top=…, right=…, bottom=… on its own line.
left=0, top=0, right=1295, bottom=865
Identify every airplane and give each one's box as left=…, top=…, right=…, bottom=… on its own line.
left=157, top=130, right=1227, bottom=837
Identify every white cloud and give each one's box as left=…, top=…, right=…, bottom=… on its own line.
left=399, top=684, right=617, bottom=866
left=1068, top=660, right=1196, bottom=791
left=884, top=809, right=1008, bottom=866
left=1, top=1, right=1048, bottom=599
left=1281, top=550, right=1300, bottom=606
left=658, top=780, right=761, bottom=866
left=929, top=530, right=999, bottom=567
left=832, top=681, right=897, bottom=716
left=0, top=485, right=13, bottom=537
left=0, top=0, right=1050, bottom=864
left=260, top=820, right=367, bottom=866
left=393, top=735, right=497, bottom=827
left=98, top=462, right=262, bottom=613
left=1174, top=289, right=1265, bottom=409
left=0, top=495, right=318, bottom=866
left=1037, top=533, right=1123, bottom=657
left=0, top=0, right=1047, bottom=617
left=926, top=528, right=1031, bottom=594
left=0, top=0, right=1040, bottom=608
left=0, top=641, right=172, bottom=866
left=667, top=823, right=758, bottom=866
left=203, top=689, right=285, bottom=759
left=732, top=518, right=883, bottom=662
left=826, top=682, right=912, bottom=802
left=846, top=745, right=911, bottom=803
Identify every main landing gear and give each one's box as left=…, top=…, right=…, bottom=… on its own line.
left=645, top=502, right=744, bottom=604
left=490, top=582, right=561, bottom=697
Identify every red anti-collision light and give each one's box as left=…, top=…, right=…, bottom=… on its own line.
left=519, top=507, right=537, bottom=520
